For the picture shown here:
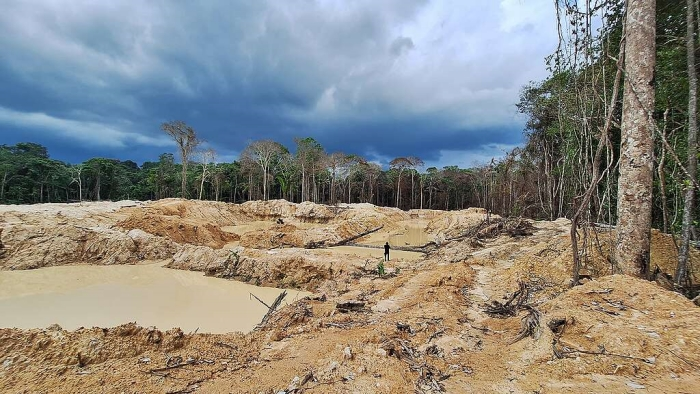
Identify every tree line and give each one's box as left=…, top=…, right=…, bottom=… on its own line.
left=0, top=139, right=509, bottom=213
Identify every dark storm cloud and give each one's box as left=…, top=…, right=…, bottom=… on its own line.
left=0, top=0, right=556, bottom=166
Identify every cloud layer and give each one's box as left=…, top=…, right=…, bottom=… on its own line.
left=0, top=0, right=557, bottom=166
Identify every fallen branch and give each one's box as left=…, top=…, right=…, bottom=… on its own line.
left=483, top=281, right=542, bottom=344
left=214, top=342, right=237, bottom=352
left=428, top=328, right=446, bottom=343
left=553, top=338, right=654, bottom=363
left=586, top=301, right=621, bottom=316
left=330, top=226, right=384, bottom=247
left=448, top=217, right=535, bottom=242
left=249, top=293, right=272, bottom=310
left=258, top=290, right=287, bottom=326
left=585, top=288, right=613, bottom=294
left=281, top=370, right=316, bottom=393
left=323, top=322, right=356, bottom=329
left=341, top=242, right=433, bottom=254
left=336, top=300, right=366, bottom=313
left=149, top=357, right=214, bottom=374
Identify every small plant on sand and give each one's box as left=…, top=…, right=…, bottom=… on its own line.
left=377, top=260, right=385, bottom=277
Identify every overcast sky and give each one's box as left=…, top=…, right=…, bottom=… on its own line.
left=0, top=0, right=557, bottom=169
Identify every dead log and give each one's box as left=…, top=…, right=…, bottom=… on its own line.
left=343, top=242, right=434, bottom=254
left=149, top=357, right=213, bottom=374
left=252, top=290, right=287, bottom=327
left=336, top=300, right=365, bottom=313
left=330, top=226, right=383, bottom=247
left=304, top=240, right=326, bottom=249
left=552, top=337, right=655, bottom=363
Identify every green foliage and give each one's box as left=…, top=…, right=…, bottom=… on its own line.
left=377, top=260, right=385, bottom=277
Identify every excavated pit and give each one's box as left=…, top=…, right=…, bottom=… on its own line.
left=1, top=199, right=699, bottom=394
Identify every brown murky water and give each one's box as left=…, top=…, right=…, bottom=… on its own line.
left=0, top=263, right=308, bottom=334
left=360, top=220, right=432, bottom=247
left=330, top=246, right=424, bottom=261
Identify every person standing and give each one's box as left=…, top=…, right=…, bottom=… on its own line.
left=384, top=242, right=391, bottom=261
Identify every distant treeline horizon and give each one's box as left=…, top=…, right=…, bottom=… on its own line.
left=0, top=140, right=512, bottom=213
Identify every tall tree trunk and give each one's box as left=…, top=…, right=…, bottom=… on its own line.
left=96, top=174, right=101, bottom=201
left=676, top=0, right=698, bottom=285
left=181, top=153, right=188, bottom=199
left=248, top=173, right=253, bottom=201
left=420, top=177, right=424, bottom=209
left=301, top=164, right=306, bottom=201
left=429, top=186, right=432, bottom=209
left=0, top=171, right=7, bottom=202
left=615, top=0, right=656, bottom=278
left=395, top=170, right=403, bottom=208
left=262, top=166, right=267, bottom=201
left=658, top=109, right=670, bottom=233
left=312, top=166, right=316, bottom=203
left=411, top=172, right=415, bottom=209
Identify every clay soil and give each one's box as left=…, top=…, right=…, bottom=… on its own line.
left=1, top=199, right=699, bottom=393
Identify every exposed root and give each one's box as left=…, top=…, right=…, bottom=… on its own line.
left=484, top=281, right=530, bottom=317
left=484, top=281, right=542, bottom=344
left=508, top=306, right=541, bottom=344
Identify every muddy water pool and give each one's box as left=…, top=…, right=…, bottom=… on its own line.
left=359, top=220, right=433, bottom=247
left=0, top=263, right=308, bottom=334
left=330, top=246, right=424, bottom=261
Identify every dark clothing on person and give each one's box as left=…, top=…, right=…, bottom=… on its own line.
left=384, top=242, right=390, bottom=261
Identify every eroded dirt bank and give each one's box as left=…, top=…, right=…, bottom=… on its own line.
left=1, top=199, right=699, bottom=393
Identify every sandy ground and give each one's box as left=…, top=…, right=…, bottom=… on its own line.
left=0, top=199, right=698, bottom=393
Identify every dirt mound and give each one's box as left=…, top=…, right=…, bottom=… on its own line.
left=238, top=223, right=315, bottom=249
left=118, top=212, right=238, bottom=249
left=535, top=275, right=700, bottom=380
left=238, top=199, right=301, bottom=220
left=650, top=229, right=700, bottom=283
left=294, top=201, right=336, bottom=222
left=0, top=200, right=144, bottom=224
left=0, top=223, right=177, bottom=270
left=141, top=198, right=242, bottom=225
left=0, top=323, right=233, bottom=394
left=426, top=207, right=495, bottom=240
left=120, top=199, right=340, bottom=249
left=236, top=204, right=406, bottom=249
left=168, top=246, right=361, bottom=291
left=0, top=323, right=187, bottom=368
